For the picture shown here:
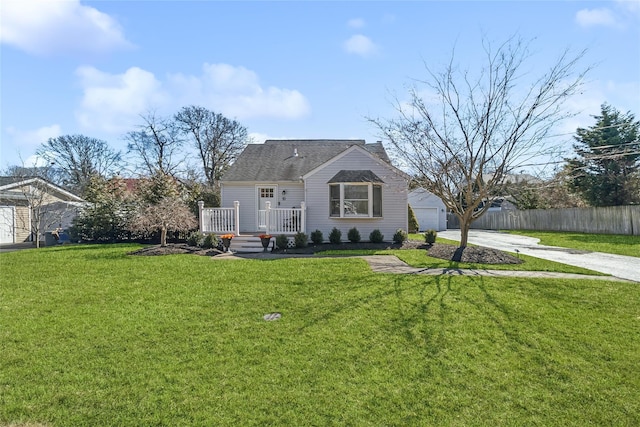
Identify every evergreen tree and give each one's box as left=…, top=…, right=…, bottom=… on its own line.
left=567, top=104, right=640, bottom=206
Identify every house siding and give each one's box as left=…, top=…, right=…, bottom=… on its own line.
left=221, top=183, right=256, bottom=233
left=221, top=182, right=305, bottom=233
left=305, top=149, right=407, bottom=241
left=14, top=204, right=31, bottom=242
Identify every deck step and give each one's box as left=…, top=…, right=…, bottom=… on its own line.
left=228, top=236, right=273, bottom=253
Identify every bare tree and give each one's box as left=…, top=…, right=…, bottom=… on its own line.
left=127, top=172, right=196, bottom=247
left=36, top=134, right=122, bottom=196
left=130, top=197, right=197, bottom=247
left=369, top=36, right=588, bottom=248
left=503, top=167, right=587, bottom=209
left=174, top=105, right=249, bottom=190
left=125, top=111, right=184, bottom=177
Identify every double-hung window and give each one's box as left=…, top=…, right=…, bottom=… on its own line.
left=328, top=170, right=383, bottom=218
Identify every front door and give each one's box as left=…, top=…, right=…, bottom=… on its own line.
left=257, top=186, right=276, bottom=230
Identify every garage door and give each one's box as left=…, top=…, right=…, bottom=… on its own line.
left=0, top=206, right=15, bottom=244
left=414, top=208, right=439, bottom=231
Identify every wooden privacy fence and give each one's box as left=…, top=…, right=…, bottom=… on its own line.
left=446, top=205, right=640, bottom=235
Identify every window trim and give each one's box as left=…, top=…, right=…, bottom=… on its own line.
left=329, top=182, right=382, bottom=218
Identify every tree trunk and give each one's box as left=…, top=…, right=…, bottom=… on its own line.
left=450, top=213, right=472, bottom=262
left=160, top=226, right=167, bottom=247
left=460, top=220, right=470, bottom=248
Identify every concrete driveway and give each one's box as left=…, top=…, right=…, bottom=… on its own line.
left=438, top=230, right=640, bottom=283
left=0, top=242, right=35, bottom=253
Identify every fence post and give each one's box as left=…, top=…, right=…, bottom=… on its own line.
left=197, top=200, right=204, bottom=233
left=265, top=201, right=271, bottom=235
left=300, top=201, right=306, bottom=233
left=233, top=201, right=240, bottom=236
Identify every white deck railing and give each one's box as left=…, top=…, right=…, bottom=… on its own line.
left=197, top=200, right=305, bottom=235
left=198, top=201, right=239, bottom=235
left=259, top=202, right=306, bottom=235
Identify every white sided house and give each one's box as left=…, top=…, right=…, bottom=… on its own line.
left=408, top=188, right=447, bottom=232
left=199, top=140, right=409, bottom=243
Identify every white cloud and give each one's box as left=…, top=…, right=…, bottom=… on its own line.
left=75, top=66, right=169, bottom=133
left=348, top=18, right=365, bottom=29
left=2, top=124, right=62, bottom=167
left=248, top=133, right=270, bottom=144
left=343, top=34, right=379, bottom=58
left=6, top=124, right=62, bottom=148
left=74, top=63, right=311, bottom=134
left=0, top=0, right=132, bottom=56
left=573, top=3, right=640, bottom=29
left=615, top=0, right=640, bottom=16
left=576, top=8, right=619, bottom=28
left=170, top=63, right=311, bottom=120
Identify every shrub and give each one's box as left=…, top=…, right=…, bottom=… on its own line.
left=369, top=229, right=384, bottom=243
left=276, top=234, right=289, bottom=250
left=347, top=227, right=361, bottom=243
left=408, top=204, right=420, bottom=233
left=393, top=228, right=408, bottom=244
left=187, top=231, right=204, bottom=247
left=329, top=227, right=342, bottom=244
left=424, top=229, right=437, bottom=244
left=294, top=232, right=308, bottom=248
left=310, top=229, right=323, bottom=245
left=202, top=233, right=219, bottom=249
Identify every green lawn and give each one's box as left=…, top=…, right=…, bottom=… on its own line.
left=1, top=245, right=639, bottom=426
left=507, top=230, right=640, bottom=257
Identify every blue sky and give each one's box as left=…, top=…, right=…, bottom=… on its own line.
left=1, top=0, right=639, bottom=173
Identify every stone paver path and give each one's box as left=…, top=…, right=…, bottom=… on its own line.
left=212, top=252, right=633, bottom=282
left=361, top=255, right=633, bottom=282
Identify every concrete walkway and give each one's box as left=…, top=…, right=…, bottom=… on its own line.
left=212, top=251, right=634, bottom=283
left=361, top=255, right=632, bottom=282
left=438, top=230, right=639, bottom=282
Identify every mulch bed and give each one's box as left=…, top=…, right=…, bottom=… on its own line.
left=277, top=241, right=522, bottom=264
left=424, top=243, right=523, bottom=264
left=130, top=241, right=522, bottom=265
left=129, top=244, right=224, bottom=257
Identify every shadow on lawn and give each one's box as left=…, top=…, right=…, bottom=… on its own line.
left=390, top=275, right=454, bottom=358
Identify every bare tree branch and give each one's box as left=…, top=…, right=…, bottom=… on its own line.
left=369, top=36, right=589, bottom=248
left=125, top=111, right=185, bottom=177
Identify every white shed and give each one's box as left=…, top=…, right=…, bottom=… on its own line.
left=408, top=188, right=447, bottom=231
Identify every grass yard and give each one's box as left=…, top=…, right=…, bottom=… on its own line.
left=1, top=244, right=639, bottom=426
left=507, top=230, right=640, bottom=258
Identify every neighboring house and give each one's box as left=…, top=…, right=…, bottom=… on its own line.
left=478, top=198, right=518, bottom=212
left=0, top=177, right=85, bottom=244
left=482, top=172, right=543, bottom=210
left=408, top=188, right=447, bottom=231
left=199, top=139, right=409, bottom=241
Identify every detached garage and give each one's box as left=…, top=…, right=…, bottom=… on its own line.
left=0, top=177, right=85, bottom=245
left=408, top=188, right=447, bottom=231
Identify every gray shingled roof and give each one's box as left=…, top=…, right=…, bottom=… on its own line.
left=0, top=176, right=84, bottom=201
left=0, top=176, right=31, bottom=186
left=222, top=140, right=391, bottom=182
left=328, top=170, right=384, bottom=183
